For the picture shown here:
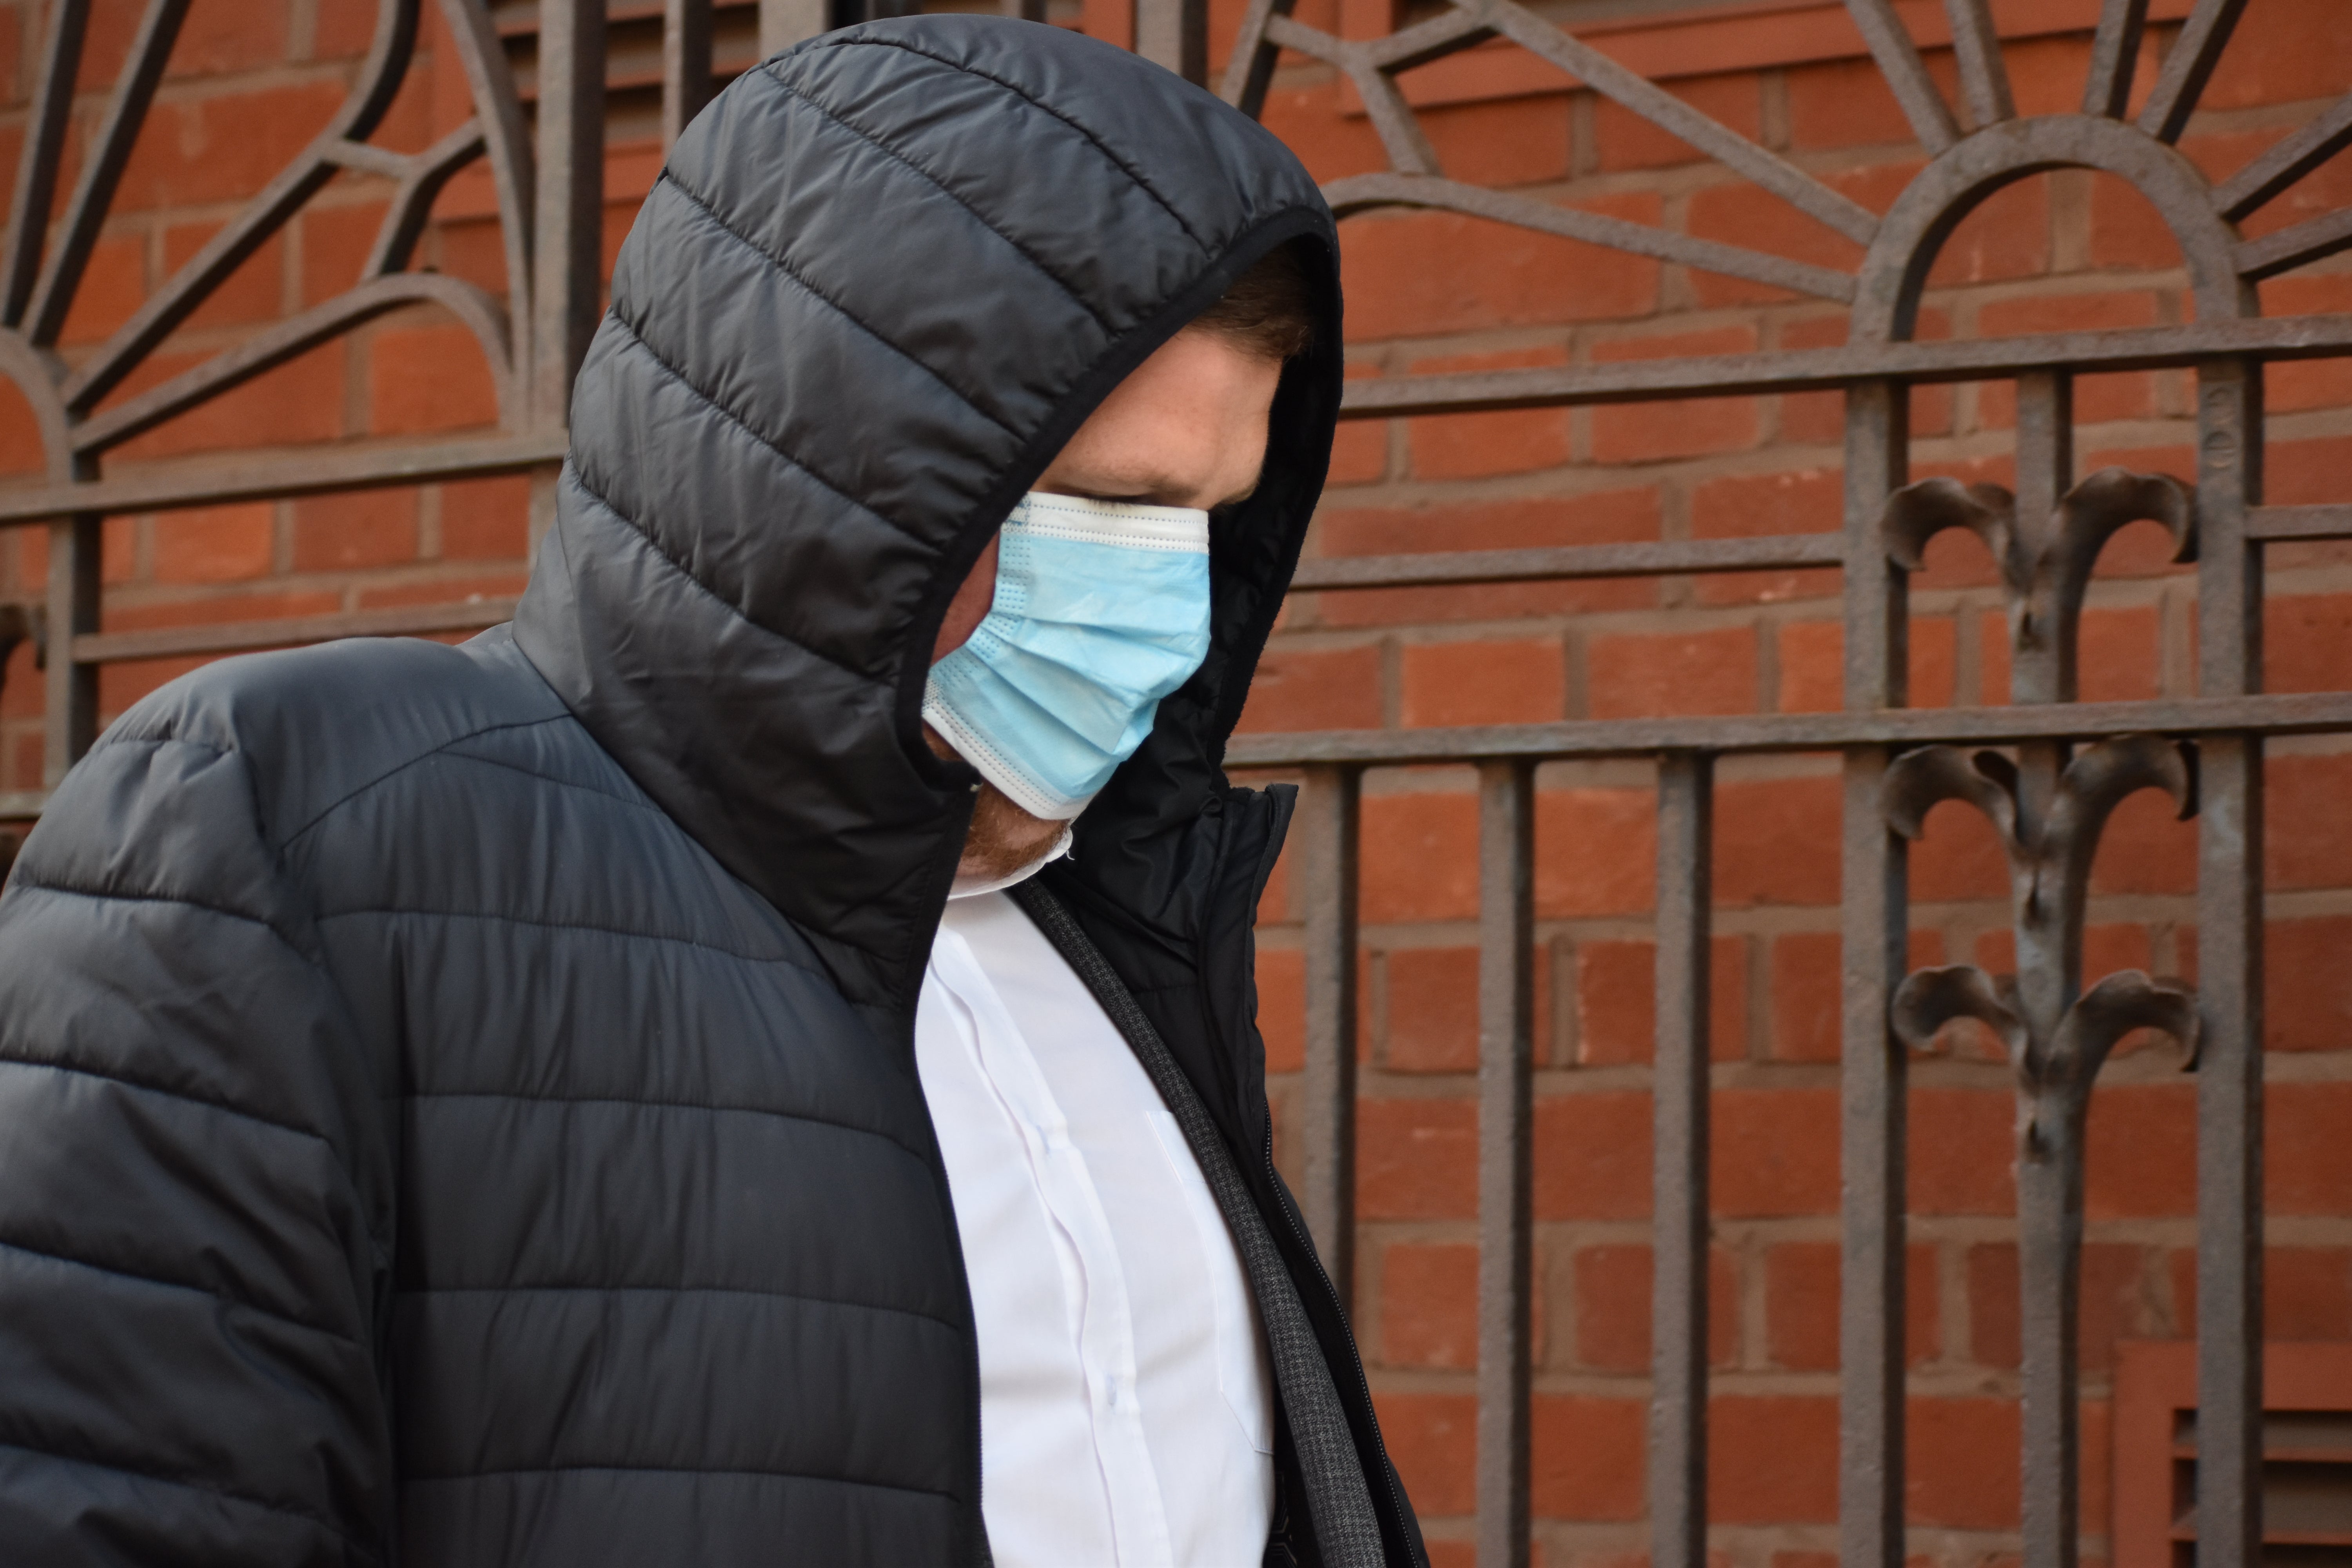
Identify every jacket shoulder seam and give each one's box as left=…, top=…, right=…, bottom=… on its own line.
left=280, top=713, right=580, bottom=849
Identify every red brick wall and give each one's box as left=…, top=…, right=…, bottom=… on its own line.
left=1226, top=1, right=2352, bottom=1563
left=0, top=0, right=2346, bottom=1561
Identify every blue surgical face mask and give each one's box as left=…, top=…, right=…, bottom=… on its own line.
left=923, top=491, right=1214, bottom=820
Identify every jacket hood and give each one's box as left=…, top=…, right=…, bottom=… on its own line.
left=514, top=16, right=1341, bottom=1013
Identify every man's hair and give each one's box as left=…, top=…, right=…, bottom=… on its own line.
left=1189, top=241, right=1316, bottom=363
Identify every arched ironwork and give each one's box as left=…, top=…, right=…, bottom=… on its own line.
left=1212, top=0, right=2352, bottom=1563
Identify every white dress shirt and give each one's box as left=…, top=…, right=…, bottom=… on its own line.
left=915, top=884, right=1276, bottom=1568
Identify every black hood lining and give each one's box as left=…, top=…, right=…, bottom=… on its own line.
left=654, top=168, right=1025, bottom=441
left=802, top=33, right=1216, bottom=256
left=891, top=205, right=1338, bottom=789
left=755, top=69, right=1121, bottom=338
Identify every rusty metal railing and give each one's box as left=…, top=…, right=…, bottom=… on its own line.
left=1215, top=0, right=2352, bottom=1563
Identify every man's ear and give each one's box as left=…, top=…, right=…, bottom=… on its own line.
left=932, top=533, right=1001, bottom=664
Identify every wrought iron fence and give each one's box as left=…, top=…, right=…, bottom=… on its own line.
left=0, top=0, right=2345, bottom=1562
left=1214, top=0, right=2352, bottom=1564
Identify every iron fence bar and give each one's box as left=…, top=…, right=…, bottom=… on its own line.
left=1839, top=379, right=1909, bottom=1568
left=758, top=0, right=829, bottom=55
left=42, top=508, right=97, bottom=786
left=2210, top=87, right=2352, bottom=220
left=2080, top=0, right=2149, bottom=118
left=2011, top=369, right=2082, bottom=1568
left=72, top=599, right=520, bottom=664
left=1838, top=0, right=1956, bottom=153
left=1134, top=0, right=1207, bottom=85
left=1941, top=0, right=2014, bottom=131
left=1223, top=691, right=2352, bottom=769
left=1650, top=751, right=1712, bottom=1568
left=1296, top=763, right=1361, bottom=1310
left=1288, top=535, right=1843, bottom=591
left=2247, top=503, right=2352, bottom=540
left=1333, top=315, right=2352, bottom=417
left=0, top=434, right=570, bottom=524
left=2136, top=0, right=2249, bottom=143
left=1, top=0, right=91, bottom=329
left=661, top=0, right=715, bottom=151
left=1475, top=758, right=1534, bottom=1568
left=532, top=0, right=606, bottom=430
left=2195, top=356, right=2267, bottom=1566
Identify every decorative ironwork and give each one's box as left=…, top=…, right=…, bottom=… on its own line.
left=1212, top=0, right=2352, bottom=1562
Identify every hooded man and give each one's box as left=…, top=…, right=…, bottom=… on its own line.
left=0, top=16, right=1425, bottom=1567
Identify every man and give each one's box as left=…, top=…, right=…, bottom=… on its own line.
left=0, top=16, right=1423, bottom=1566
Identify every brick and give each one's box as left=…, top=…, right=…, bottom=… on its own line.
left=171, top=0, right=289, bottom=73
left=1325, top=415, right=1386, bottom=486
left=1373, top=1393, right=1474, bottom=1517
left=1764, top=1241, right=1938, bottom=1370
left=1530, top=1394, right=1644, bottom=1522
left=1777, top=615, right=1956, bottom=714
left=1711, top=1087, right=1838, bottom=1217
left=1259, top=81, right=1388, bottom=186
left=1595, top=72, right=1759, bottom=172
left=112, top=344, right=347, bottom=460
left=1255, top=947, right=1304, bottom=1074
left=1688, top=465, right=1839, bottom=608
left=119, top=84, right=350, bottom=210
left=1588, top=327, right=1760, bottom=464
left=1904, top=791, right=2014, bottom=904
left=162, top=224, right=284, bottom=331
left=0, top=374, right=45, bottom=477
left=57, top=232, right=143, bottom=347
left=1979, top=604, right=2161, bottom=705
left=2083, top=1082, right=2197, bottom=1220
left=1422, top=94, right=1571, bottom=188
left=1534, top=1091, right=1650, bottom=1221
left=151, top=504, right=274, bottom=584
left=1360, top=789, right=1477, bottom=922
left=2265, top=593, right=2352, bottom=695
left=1310, top=489, right=1660, bottom=627
left=1906, top=1397, right=2019, bottom=1528
left=1713, top=774, right=1840, bottom=907
left=1587, top=624, right=1756, bottom=719
left=1379, top=1243, right=1478, bottom=1370
left=1924, top=176, right=2051, bottom=287
left=300, top=202, right=391, bottom=307
left=2267, top=915, right=2352, bottom=1052
left=103, top=516, right=133, bottom=584
left=1787, top=51, right=1961, bottom=150
left=2261, top=273, right=2352, bottom=412
left=1399, top=636, right=1563, bottom=726
left=1768, top=929, right=1946, bottom=1063
left=1708, top=1395, right=1837, bottom=1523
left=1338, top=193, right=1663, bottom=341
left=1236, top=643, right=1381, bottom=733
left=1571, top=935, right=1745, bottom=1066
left=2087, top=163, right=2189, bottom=270
left=1570, top=1243, right=1735, bottom=1372
left=439, top=475, right=532, bottom=561
left=369, top=322, right=501, bottom=436
left=0, top=639, right=39, bottom=724
left=2194, top=0, right=2352, bottom=112
left=2084, top=776, right=2197, bottom=897
left=1357, top=1097, right=1475, bottom=1220
left=2268, top=1081, right=2352, bottom=1216
left=1976, top=292, right=2161, bottom=428
left=1909, top=1086, right=2016, bottom=1215
left=1968, top=1242, right=2158, bottom=1372
left=1534, top=786, right=1654, bottom=918
left=2169, top=1247, right=2352, bottom=1341
left=2002, top=36, right=2098, bottom=118
left=433, top=216, right=512, bottom=297
left=354, top=571, right=524, bottom=610
left=293, top=488, right=417, bottom=572
left=1682, top=164, right=1900, bottom=309
left=1383, top=946, right=1475, bottom=1073
left=1405, top=344, right=1571, bottom=481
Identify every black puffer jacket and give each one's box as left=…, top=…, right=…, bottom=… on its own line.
left=0, top=17, right=1423, bottom=1568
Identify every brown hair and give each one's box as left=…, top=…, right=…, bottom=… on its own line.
left=1187, top=240, right=1316, bottom=363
